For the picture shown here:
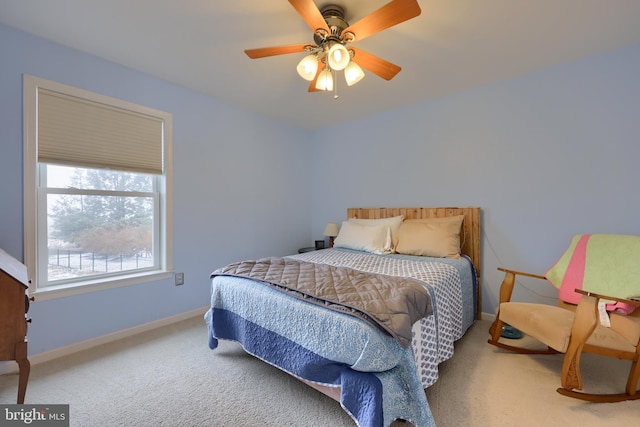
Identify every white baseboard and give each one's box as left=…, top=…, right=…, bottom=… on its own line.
left=481, top=312, right=496, bottom=322
left=0, top=306, right=209, bottom=376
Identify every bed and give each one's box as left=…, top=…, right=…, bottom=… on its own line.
left=205, top=207, right=481, bottom=427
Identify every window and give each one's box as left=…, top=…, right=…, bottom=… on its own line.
left=23, top=75, right=173, bottom=299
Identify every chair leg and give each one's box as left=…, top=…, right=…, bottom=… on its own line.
left=557, top=358, right=640, bottom=404
left=560, top=294, right=598, bottom=392
left=488, top=271, right=514, bottom=343
left=557, top=353, right=640, bottom=402
left=625, top=356, right=640, bottom=396
left=15, top=341, right=30, bottom=404
left=488, top=317, right=504, bottom=343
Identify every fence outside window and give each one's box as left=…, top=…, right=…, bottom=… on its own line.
left=47, top=248, right=153, bottom=283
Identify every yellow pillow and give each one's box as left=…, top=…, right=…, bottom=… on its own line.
left=395, top=215, right=464, bottom=258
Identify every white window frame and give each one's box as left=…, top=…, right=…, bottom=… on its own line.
left=23, top=74, right=173, bottom=300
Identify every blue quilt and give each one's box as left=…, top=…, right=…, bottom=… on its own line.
left=205, top=249, right=476, bottom=427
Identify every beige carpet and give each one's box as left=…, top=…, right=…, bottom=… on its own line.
left=0, top=316, right=637, bottom=426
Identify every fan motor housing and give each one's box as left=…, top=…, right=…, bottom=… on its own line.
left=315, top=4, right=349, bottom=43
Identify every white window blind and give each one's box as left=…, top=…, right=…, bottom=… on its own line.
left=37, top=88, right=164, bottom=175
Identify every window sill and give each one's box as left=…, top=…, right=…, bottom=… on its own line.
left=30, top=270, right=173, bottom=301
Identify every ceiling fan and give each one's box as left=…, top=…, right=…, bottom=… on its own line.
left=244, top=0, right=422, bottom=93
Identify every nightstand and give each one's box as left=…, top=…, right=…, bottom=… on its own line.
left=298, top=247, right=318, bottom=253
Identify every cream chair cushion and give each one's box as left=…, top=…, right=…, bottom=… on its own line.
left=500, top=302, right=639, bottom=354
left=500, top=303, right=574, bottom=352
left=557, top=300, right=640, bottom=349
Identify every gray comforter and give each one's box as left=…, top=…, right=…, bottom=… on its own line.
left=211, top=257, right=433, bottom=348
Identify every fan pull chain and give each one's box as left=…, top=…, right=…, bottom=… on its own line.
left=333, top=69, right=339, bottom=99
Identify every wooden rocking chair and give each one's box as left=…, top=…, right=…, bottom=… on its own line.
left=488, top=234, right=640, bottom=403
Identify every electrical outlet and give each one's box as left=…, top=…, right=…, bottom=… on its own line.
left=175, top=272, right=184, bottom=286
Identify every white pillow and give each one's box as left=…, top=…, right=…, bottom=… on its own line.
left=333, top=221, right=392, bottom=254
left=348, top=215, right=404, bottom=252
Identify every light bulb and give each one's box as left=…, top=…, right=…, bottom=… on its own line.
left=327, top=43, right=350, bottom=71
left=296, top=54, right=318, bottom=81
left=315, top=69, right=334, bottom=91
left=344, top=61, right=365, bottom=86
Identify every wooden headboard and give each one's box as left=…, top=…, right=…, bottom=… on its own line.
left=347, top=207, right=482, bottom=318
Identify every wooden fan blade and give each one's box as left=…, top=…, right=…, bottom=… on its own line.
left=245, top=44, right=310, bottom=59
left=350, top=47, right=401, bottom=81
left=342, top=0, right=421, bottom=42
left=289, top=0, right=329, bottom=33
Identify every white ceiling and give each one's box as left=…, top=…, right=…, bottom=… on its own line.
left=2, top=0, right=640, bottom=130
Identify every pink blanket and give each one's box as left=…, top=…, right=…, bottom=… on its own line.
left=545, top=234, right=640, bottom=315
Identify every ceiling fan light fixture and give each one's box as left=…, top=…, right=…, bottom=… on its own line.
left=315, top=68, right=334, bottom=91
left=344, top=61, right=365, bottom=86
left=296, top=54, right=319, bottom=81
left=245, top=0, right=421, bottom=95
left=327, top=43, right=350, bottom=71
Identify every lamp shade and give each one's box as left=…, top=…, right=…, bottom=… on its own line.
left=296, top=54, right=318, bottom=81
left=327, top=43, right=350, bottom=71
left=323, top=222, right=339, bottom=237
left=344, top=61, right=365, bottom=86
left=315, top=69, right=334, bottom=91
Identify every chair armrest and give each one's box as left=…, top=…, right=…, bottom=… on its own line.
left=496, top=267, right=547, bottom=304
left=574, top=288, right=640, bottom=307
left=497, top=267, right=546, bottom=280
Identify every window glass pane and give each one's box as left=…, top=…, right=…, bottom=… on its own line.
left=45, top=182, right=155, bottom=285
left=46, top=164, right=153, bottom=192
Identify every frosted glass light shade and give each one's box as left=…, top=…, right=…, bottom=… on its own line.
left=296, top=54, right=319, bottom=81
left=344, top=61, right=365, bottom=86
left=315, top=69, right=334, bottom=91
left=327, top=43, right=350, bottom=71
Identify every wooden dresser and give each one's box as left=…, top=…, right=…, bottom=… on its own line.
left=0, top=248, right=31, bottom=404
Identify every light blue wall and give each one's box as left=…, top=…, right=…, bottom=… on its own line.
left=0, top=24, right=311, bottom=355
left=310, top=43, right=640, bottom=314
left=2, top=21, right=639, bottom=356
